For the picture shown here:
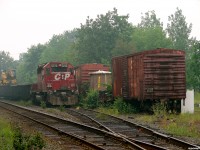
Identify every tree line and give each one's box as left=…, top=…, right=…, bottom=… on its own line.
left=0, top=8, right=199, bottom=90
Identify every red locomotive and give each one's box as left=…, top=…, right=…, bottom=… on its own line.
left=31, top=62, right=78, bottom=105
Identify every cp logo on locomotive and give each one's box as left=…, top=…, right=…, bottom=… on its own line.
left=55, top=73, right=70, bottom=80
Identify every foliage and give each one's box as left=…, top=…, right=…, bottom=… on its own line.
left=132, top=26, right=172, bottom=52
left=39, top=30, right=78, bottom=65
left=98, top=97, right=137, bottom=115
left=133, top=10, right=172, bottom=52
left=186, top=41, right=200, bottom=90
left=40, top=101, right=47, bottom=109
left=0, top=119, right=45, bottom=149
left=16, top=44, right=45, bottom=84
left=194, top=92, right=200, bottom=105
left=16, top=30, right=78, bottom=84
left=138, top=10, right=163, bottom=28
left=98, top=106, right=119, bottom=116
left=165, top=122, right=199, bottom=138
left=152, top=102, right=167, bottom=117
left=166, top=8, right=192, bottom=52
left=0, top=51, right=16, bottom=71
left=105, top=84, right=112, bottom=99
left=113, top=97, right=137, bottom=114
left=59, top=105, right=65, bottom=112
left=76, top=8, right=133, bottom=64
left=0, top=119, right=14, bottom=150
left=17, top=100, right=33, bottom=107
left=83, top=89, right=99, bottom=109
left=13, top=127, right=45, bottom=149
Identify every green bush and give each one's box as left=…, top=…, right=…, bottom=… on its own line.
left=0, top=119, right=14, bottom=150
left=59, top=105, right=65, bottom=112
left=13, top=127, right=45, bottom=149
left=152, top=102, right=167, bottom=117
left=40, top=101, right=46, bottom=109
left=0, top=119, right=45, bottom=149
left=84, top=89, right=99, bottom=109
left=113, top=97, right=137, bottom=114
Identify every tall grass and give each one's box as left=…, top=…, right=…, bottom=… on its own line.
left=194, top=92, right=200, bottom=104
left=0, top=119, right=14, bottom=149
left=164, top=113, right=200, bottom=138
left=98, top=97, right=137, bottom=115
left=0, top=118, right=45, bottom=149
left=135, top=93, right=200, bottom=139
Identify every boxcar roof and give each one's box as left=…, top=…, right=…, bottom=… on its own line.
left=112, top=48, right=185, bottom=60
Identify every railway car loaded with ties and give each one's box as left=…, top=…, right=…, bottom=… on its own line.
left=112, top=48, right=186, bottom=112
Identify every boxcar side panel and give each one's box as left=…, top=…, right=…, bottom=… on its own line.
left=112, top=57, right=123, bottom=97
left=143, top=49, right=186, bottom=100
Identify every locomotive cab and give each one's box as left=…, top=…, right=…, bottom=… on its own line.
left=34, top=62, right=78, bottom=105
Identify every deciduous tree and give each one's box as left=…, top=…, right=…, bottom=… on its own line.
left=76, top=8, right=133, bottom=64
left=166, top=8, right=192, bottom=52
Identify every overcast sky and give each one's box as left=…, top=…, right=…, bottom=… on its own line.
left=0, top=0, right=199, bottom=60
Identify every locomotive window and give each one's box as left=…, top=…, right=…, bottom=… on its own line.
left=46, top=68, right=50, bottom=75
left=52, top=67, right=67, bottom=72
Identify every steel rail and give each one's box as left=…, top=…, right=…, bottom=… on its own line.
left=65, top=108, right=168, bottom=150
left=0, top=101, right=144, bottom=150
left=68, top=108, right=200, bottom=150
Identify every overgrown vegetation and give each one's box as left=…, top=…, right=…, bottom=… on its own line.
left=152, top=102, right=167, bottom=117
left=13, top=128, right=45, bottom=150
left=112, top=97, right=137, bottom=114
left=81, top=87, right=137, bottom=114
left=135, top=92, right=200, bottom=139
left=59, top=105, right=65, bottom=112
left=82, top=89, right=99, bottom=109
left=0, top=119, right=14, bottom=149
left=17, top=100, right=33, bottom=107
left=40, top=101, right=47, bottom=109
left=0, top=119, right=45, bottom=149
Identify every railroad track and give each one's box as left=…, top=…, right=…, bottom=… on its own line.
left=0, top=101, right=145, bottom=150
left=65, top=108, right=200, bottom=150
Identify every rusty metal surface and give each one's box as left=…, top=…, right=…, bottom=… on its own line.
left=76, top=63, right=110, bottom=84
left=89, top=71, right=111, bottom=91
left=112, top=48, right=186, bottom=100
left=75, top=64, right=110, bottom=92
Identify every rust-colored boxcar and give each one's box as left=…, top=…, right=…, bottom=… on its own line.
left=75, top=63, right=110, bottom=92
left=112, top=48, right=186, bottom=101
